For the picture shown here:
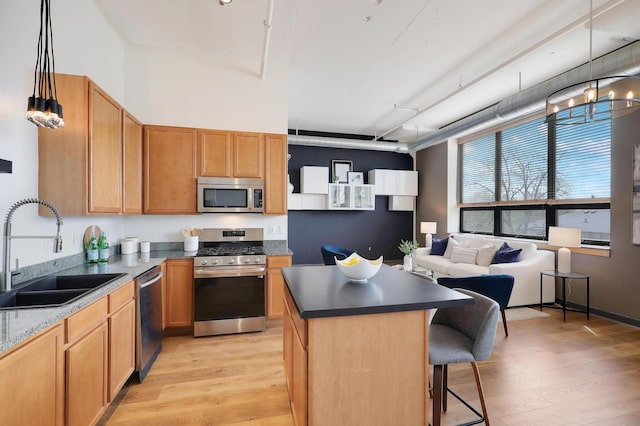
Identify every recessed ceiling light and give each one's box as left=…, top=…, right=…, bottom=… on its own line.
left=219, top=0, right=232, bottom=5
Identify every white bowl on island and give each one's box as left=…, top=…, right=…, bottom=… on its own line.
left=334, top=253, right=383, bottom=283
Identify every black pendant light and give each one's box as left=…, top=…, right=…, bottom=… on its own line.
left=26, top=0, right=64, bottom=129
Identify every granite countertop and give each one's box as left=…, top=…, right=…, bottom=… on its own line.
left=0, top=244, right=292, bottom=355
left=282, top=264, right=473, bottom=319
left=0, top=250, right=188, bottom=354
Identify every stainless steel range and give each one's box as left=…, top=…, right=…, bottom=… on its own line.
left=193, top=228, right=266, bottom=337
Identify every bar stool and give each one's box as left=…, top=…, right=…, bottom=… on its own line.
left=429, top=288, right=500, bottom=426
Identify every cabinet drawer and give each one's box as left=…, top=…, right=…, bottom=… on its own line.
left=284, top=287, right=306, bottom=348
left=267, top=255, right=291, bottom=269
left=108, top=280, right=135, bottom=313
left=65, top=297, right=108, bottom=345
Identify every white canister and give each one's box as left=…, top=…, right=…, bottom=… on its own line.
left=184, top=235, right=199, bottom=252
left=121, top=238, right=136, bottom=255
left=140, top=241, right=151, bottom=253
left=126, top=237, right=139, bottom=252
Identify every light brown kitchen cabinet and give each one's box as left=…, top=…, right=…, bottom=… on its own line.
left=283, top=287, right=307, bottom=426
left=164, top=259, right=194, bottom=330
left=233, top=131, right=264, bottom=178
left=38, top=73, right=143, bottom=216
left=198, top=129, right=232, bottom=177
left=267, top=255, right=292, bottom=318
left=0, top=324, right=64, bottom=426
left=264, top=133, right=288, bottom=215
left=144, top=125, right=197, bottom=214
left=123, top=111, right=143, bottom=214
left=107, top=280, right=136, bottom=402
left=65, top=297, right=109, bottom=426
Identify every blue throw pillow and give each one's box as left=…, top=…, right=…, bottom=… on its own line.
left=491, top=242, right=522, bottom=264
left=430, top=237, right=449, bottom=256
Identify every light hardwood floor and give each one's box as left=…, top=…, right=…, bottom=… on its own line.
left=100, top=309, right=640, bottom=426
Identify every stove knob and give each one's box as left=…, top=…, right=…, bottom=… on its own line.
left=227, top=259, right=234, bottom=265
left=201, top=260, right=208, bottom=266
left=212, top=259, right=219, bottom=265
left=243, top=258, right=250, bottom=264
left=254, top=258, right=261, bottom=264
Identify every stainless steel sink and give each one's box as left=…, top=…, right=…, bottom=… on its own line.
left=0, top=273, right=127, bottom=309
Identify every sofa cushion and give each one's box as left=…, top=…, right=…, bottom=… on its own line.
left=450, top=246, right=479, bottom=264
left=443, top=237, right=459, bottom=258
left=415, top=255, right=451, bottom=274
left=431, top=237, right=449, bottom=256
left=491, top=242, right=522, bottom=264
left=446, top=262, right=488, bottom=276
left=476, top=244, right=499, bottom=266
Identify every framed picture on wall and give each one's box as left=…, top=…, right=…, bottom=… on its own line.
left=347, top=171, right=364, bottom=184
left=332, top=160, right=353, bottom=183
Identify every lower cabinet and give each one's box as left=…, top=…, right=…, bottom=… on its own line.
left=66, top=322, right=108, bottom=426
left=283, top=287, right=308, bottom=426
left=0, top=280, right=138, bottom=426
left=164, top=258, right=194, bottom=330
left=108, top=280, right=136, bottom=401
left=267, top=255, right=292, bottom=319
left=0, top=324, right=65, bottom=425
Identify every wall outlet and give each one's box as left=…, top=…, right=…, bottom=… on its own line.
left=269, top=225, right=276, bottom=235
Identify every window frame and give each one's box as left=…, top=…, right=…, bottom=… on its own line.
left=458, top=114, right=611, bottom=246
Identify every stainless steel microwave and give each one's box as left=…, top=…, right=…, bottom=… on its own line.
left=197, top=177, right=264, bottom=213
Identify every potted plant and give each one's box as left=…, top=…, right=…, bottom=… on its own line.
left=398, top=239, right=419, bottom=272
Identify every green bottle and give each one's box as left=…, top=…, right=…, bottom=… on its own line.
left=98, top=231, right=110, bottom=263
left=86, top=229, right=99, bottom=264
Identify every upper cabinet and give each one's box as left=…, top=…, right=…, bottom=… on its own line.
left=143, top=126, right=197, bottom=214
left=264, top=133, right=288, bottom=215
left=368, top=169, right=418, bottom=196
left=122, top=111, right=143, bottom=214
left=198, top=130, right=264, bottom=178
left=38, top=73, right=142, bottom=216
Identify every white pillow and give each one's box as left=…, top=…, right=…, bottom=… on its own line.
left=450, top=246, right=479, bottom=264
left=443, top=237, right=459, bottom=258
left=476, top=244, right=499, bottom=266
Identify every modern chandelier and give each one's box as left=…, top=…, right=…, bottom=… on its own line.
left=26, top=0, right=64, bottom=129
left=545, top=0, right=640, bottom=125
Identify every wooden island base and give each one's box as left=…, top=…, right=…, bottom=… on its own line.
left=284, top=287, right=429, bottom=425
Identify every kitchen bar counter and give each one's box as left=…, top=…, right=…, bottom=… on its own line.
left=282, top=263, right=471, bottom=318
left=281, top=264, right=472, bottom=426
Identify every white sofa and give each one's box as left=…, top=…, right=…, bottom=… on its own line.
left=414, top=233, right=555, bottom=307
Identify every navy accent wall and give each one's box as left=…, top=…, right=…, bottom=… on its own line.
left=288, top=145, right=414, bottom=265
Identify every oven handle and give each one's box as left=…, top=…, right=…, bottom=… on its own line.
left=194, top=267, right=266, bottom=278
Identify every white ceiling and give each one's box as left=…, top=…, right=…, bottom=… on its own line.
left=96, top=0, right=640, bottom=143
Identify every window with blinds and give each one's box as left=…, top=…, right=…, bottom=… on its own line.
left=458, top=114, right=611, bottom=244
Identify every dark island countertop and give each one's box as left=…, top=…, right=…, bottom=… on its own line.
left=282, top=264, right=473, bottom=319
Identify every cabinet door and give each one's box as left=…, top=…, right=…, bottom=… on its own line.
left=267, top=255, right=292, bottom=318
left=165, top=259, right=194, bottom=328
left=108, top=300, right=135, bottom=401
left=66, top=322, right=108, bottom=426
left=396, top=170, right=418, bottom=196
left=144, top=126, right=197, bottom=214
left=123, top=111, right=143, bottom=214
left=264, top=133, right=288, bottom=215
left=198, top=129, right=232, bottom=177
left=0, top=324, right=64, bottom=426
left=233, top=132, right=264, bottom=178
left=292, top=330, right=308, bottom=426
left=88, top=83, right=123, bottom=213
left=283, top=301, right=293, bottom=391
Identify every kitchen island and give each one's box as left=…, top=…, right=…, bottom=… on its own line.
left=281, top=264, right=473, bottom=426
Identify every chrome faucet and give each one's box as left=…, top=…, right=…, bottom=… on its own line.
left=1, top=198, right=63, bottom=292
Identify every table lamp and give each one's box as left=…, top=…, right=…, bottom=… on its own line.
left=548, top=226, right=581, bottom=274
left=420, top=222, right=437, bottom=247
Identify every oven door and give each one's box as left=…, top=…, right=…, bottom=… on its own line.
left=193, top=267, right=266, bottom=337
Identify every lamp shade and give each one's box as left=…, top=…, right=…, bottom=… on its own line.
left=548, top=226, right=581, bottom=248
left=420, top=222, right=437, bottom=234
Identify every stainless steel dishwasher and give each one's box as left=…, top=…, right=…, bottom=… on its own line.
left=135, top=265, right=163, bottom=382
